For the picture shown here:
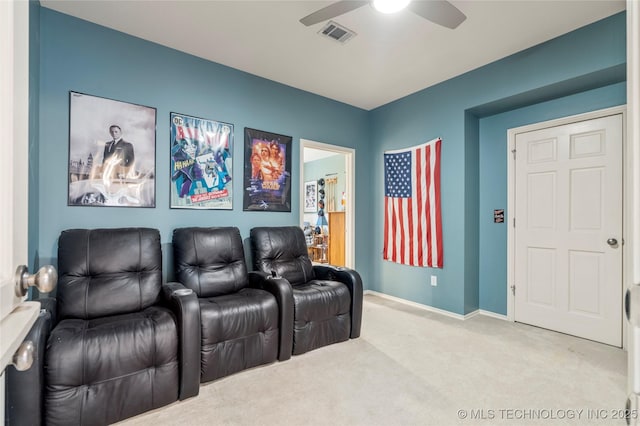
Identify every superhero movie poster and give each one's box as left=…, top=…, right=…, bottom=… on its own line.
left=170, top=113, right=233, bottom=209
left=243, top=128, right=292, bottom=212
left=68, top=92, right=156, bottom=208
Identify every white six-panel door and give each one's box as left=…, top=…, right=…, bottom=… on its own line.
left=514, top=114, right=623, bottom=346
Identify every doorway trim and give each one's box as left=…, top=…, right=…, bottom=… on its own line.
left=300, top=139, right=355, bottom=268
left=506, top=106, right=629, bottom=344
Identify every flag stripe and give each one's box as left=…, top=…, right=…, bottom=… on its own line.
left=425, top=146, right=432, bottom=267
left=407, top=194, right=414, bottom=265
left=430, top=145, right=438, bottom=267
left=396, top=198, right=406, bottom=263
left=433, top=140, right=443, bottom=267
left=383, top=138, right=443, bottom=268
left=383, top=196, right=390, bottom=259
left=391, top=200, right=396, bottom=262
left=416, top=148, right=424, bottom=266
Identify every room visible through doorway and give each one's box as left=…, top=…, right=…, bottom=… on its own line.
left=301, top=139, right=355, bottom=268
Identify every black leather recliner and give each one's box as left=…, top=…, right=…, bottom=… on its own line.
left=6, top=228, right=200, bottom=426
left=250, top=226, right=363, bottom=355
left=172, top=227, right=293, bottom=383
left=5, top=309, right=52, bottom=426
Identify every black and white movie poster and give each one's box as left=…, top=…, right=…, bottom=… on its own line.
left=68, top=91, right=156, bottom=207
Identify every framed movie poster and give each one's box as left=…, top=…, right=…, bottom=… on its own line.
left=243, top=128, right=292, bottom=212
left=68, top=91, right=156, bottom=207
left=170, top=113, right=233, bottom=209
left=304, top=180, right=317, bottom=213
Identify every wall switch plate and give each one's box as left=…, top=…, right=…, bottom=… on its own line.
left=430, top=275, right=437, bottom=286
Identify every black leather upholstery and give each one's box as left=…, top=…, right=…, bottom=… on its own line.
left=250, top=226, right=363, bottom=355
left=173, top=227, right=291, bottom=383
left=250, top=226, right=315, bottom=285
left=248, top=271, right=293, bottom=360
left=313, top=264, right=364, bottom=339
left=45, top=308, right=178, bottom=425
left=57, top=228, right=162, bottom=320
left=174, top=226, right=248, bottom=297
left=5, top=309, right=51, bottom=426
left=162, top=282, right=201, bottom=398
left=6, top=228, right=200, bottom=426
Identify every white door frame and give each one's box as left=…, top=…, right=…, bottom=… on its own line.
left=300, top=139, right=355, bottom=268
left=1, top=1, right=40, bottom=423
left=507, top=106, right=629, bottom=344
left=627, top=0, right=640, bottom=416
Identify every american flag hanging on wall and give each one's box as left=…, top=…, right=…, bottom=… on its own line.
left=383, top=137, right=443, bottom=268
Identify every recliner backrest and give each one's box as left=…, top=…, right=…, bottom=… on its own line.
left=173, top=227, right=248, bottom=297
left=250, top=226, right=315, bottom=286
left=57, top=228, right=163, bottom=320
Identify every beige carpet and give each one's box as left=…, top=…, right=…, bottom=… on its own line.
left=120, top=294, right=626, bottom=425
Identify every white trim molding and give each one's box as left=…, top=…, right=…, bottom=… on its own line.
left=626, top=0, right=639, bottom=414
left=364, top=290, right=508, bottom=321
left=478, top=309, right=509, bottom=321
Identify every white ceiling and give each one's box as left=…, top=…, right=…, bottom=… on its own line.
left=304, top=147, right=341, bottom=162
left=40, top=0, right=625, bottom=111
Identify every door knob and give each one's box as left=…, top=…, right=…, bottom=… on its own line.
left=11, top=340, right=34, bottom=371
left=14, top=265, right=58, bottom=297
left=607, top=238, right=618, bottom=246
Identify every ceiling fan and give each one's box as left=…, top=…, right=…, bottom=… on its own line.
left=300, top=0, right=466, bottom=29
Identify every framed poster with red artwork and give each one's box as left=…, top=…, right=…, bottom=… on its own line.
left=243, top=128, right=292, bottom=212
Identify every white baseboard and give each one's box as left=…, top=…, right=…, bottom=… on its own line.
left=364, top=290, right=509, bottom=321
left=478, top=309, right=509, bottom=321
left=364, top=290, right=467, bottom=320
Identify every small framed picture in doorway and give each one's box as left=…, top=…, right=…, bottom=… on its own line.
left=304, top=180, right=317, bottom=213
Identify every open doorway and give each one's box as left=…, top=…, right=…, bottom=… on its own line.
left=301, top=139, right=355, bottom=268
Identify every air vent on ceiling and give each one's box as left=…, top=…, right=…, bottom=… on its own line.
left=318, top=21, right=356, bottom=44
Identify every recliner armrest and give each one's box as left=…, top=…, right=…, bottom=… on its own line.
left=37, top=297, right=57, bottom=327
left=248, top=271, right=294, bottom=361
left=313, top=265, right=363, bottom=339
left=5, top=309, right=52, bottom=426
left=162, top=282, right=200, bottom=399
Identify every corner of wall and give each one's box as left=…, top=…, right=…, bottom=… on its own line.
left=464, top=110, right=480, bottom=314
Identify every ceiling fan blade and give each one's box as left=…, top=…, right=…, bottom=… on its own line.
left=300, top=1, right=368, bottom=26
left=408, top=0, right=466, bottom=29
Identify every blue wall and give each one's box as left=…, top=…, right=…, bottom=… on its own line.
left=36, top=9, right=371, bottom=281
left=32, top=8, right=626, bottom=315
left=478, top=82, right=626, bottom=315
left=368, top=12, right=626, bottom=315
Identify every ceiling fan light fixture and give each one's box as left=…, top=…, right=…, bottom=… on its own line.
left=372, top=0, right=411, bottom=14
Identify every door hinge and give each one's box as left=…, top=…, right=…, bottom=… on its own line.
left=511, top=149, right=516, bottom=160
left=511, top=285, right=516, bottom=296
left=513, top=218, right=516, bottom=228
